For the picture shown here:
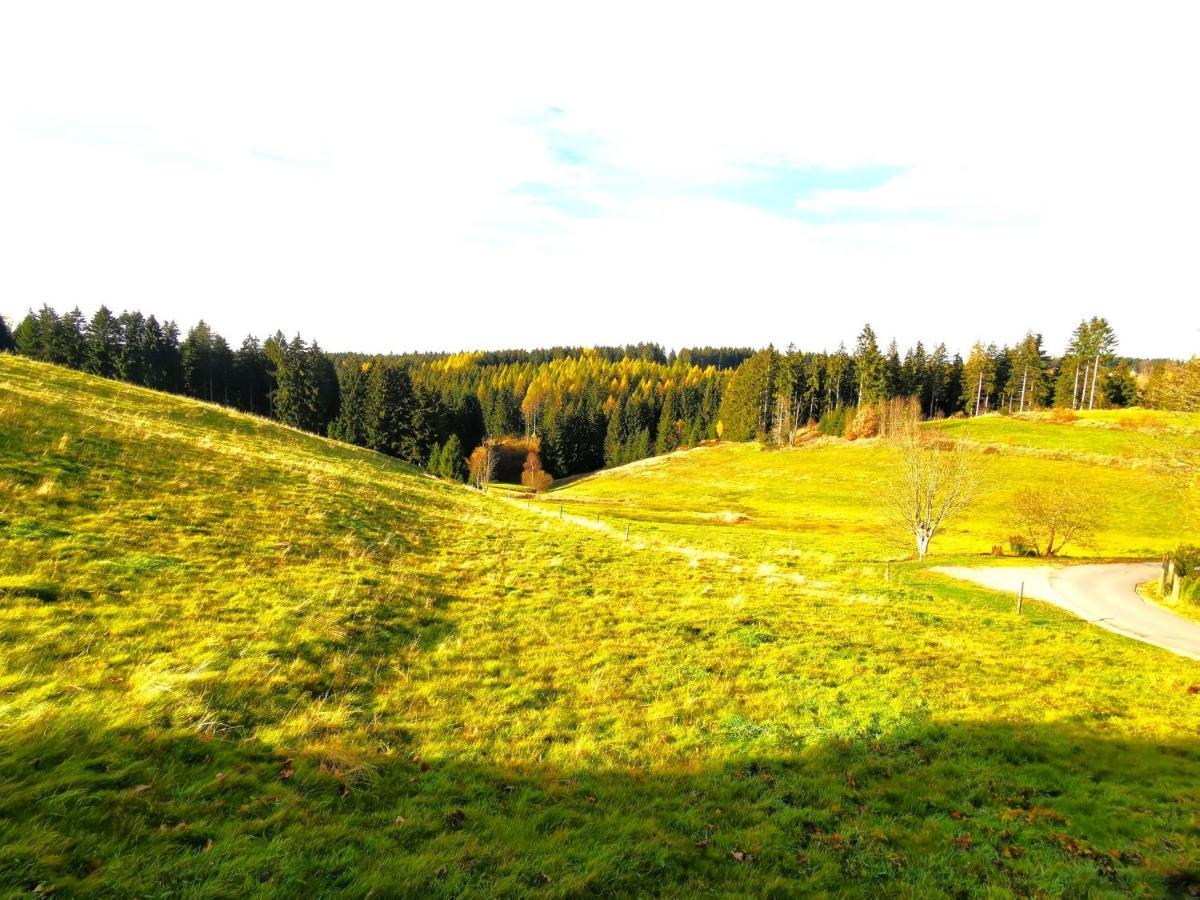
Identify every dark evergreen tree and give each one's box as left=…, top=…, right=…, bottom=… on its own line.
left=1105, top=362, right=1138, bottom=407
left=181, top=321, right=234, bottom=402
left=853, top=324, right=886, bottom=405
left=50, top=307, right=87, bottom=368
left=437, top=433, right=467, bottom=481
left=232, top=336, right=272, bottom=415
left=363, top=363, right=414, bottom=457
left=883, top=339, right=903, bottom=399
left=604, top=398, right=625, bottom=467
left=11, top=312, right=42, bottom=358
left=116, top=311, right=149, bottom=385
left=139, top=315, right=183, bottom=391
left=266, top=333, right=320, bottom=431
left=718, top=347, right=778, bottom=441
left=329, top=360, right=369, bottom=443
left=85, top=306, right=122, bottom=378
left=0, top=314, right=13, bottom=352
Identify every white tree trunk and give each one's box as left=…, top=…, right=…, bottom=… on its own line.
left=1019, top=366, right=1028, bottom=412
left=916, top=525, right=932, bottom=561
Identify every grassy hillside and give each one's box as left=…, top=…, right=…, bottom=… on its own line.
left=2, top=355, right=1200, bottom=896
left=547, top=412, right=1198, bottom=565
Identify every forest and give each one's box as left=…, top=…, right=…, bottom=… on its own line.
left=3, top=305, right=1197, bottom=480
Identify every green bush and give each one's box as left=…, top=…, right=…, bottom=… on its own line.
left=818, top=407, right=848, bottom=436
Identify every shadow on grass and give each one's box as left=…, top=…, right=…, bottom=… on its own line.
left=2, top=716, right=1198, bottom=896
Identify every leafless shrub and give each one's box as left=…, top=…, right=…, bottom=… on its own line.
left=1008, top=484, right=1105, bottom=557
left=884, top=426, right=982, bottom=561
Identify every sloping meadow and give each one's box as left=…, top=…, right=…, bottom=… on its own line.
left=1, top=356, right=1198, bottom=896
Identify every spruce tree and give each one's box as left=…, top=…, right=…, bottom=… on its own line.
left=86, top=306, right=122, bottom=378
left=116, top=311, right=149, bottom=385
left=233, top=336, right=272, bottom=415
left=51, top=307, right=87, bottom=368
left=604, top=399, right=624, bottom=467
left=364, top=363, right=413, bottom=457
left=717, top=347, right=777, bottom=441
left=0, top=314, right=13, bottom=352
left=12, top=312, right=42, bottom=358
left=329, top=361, right=369, bottom=444
left=853, top=324, right=886, bottom=405
left=439, top=433, right=466, bottom=481
left=655, top=389, right=679, bottom=454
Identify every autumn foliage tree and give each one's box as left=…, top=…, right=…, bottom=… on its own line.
left=520, top=451, right=553, bottom=493
left=468, top=442, right=497, bottom=491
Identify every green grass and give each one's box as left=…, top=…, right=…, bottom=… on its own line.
left=3, top=355, right=1200, bottom=897
left=547, top=428, right=1193, bottom=566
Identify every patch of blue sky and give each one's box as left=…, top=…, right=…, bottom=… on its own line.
left=710, top=163, right=908, bottom=218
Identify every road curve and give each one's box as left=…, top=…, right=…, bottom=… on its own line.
left=933, top=562, right=1200, bottom=661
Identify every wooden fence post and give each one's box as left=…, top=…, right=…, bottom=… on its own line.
left=625, top=524, right=630, bottom=542
left=1017, top=582, right=1024, bottom=614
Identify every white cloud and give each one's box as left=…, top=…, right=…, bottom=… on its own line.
left=1, top=1, right=1197, bottom=357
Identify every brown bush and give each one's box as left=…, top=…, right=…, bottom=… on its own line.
left=1048, top=407, right=1078, bottom=424
left=1118, top=410, right=1165, bottom=431
left=520, top=451, right=553, bottom=493
left=846, top=405, right=879, bottom=440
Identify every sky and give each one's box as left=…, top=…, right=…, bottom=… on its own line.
left=1, top=2, right=1198, bottom=359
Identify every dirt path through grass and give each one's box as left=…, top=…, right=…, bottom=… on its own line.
left=934, top=562, right=1200, bottom=660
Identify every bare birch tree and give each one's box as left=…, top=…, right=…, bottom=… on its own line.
left=468, top=442, right=497, bottom=492
left=884, top=428, right=981, bottom=561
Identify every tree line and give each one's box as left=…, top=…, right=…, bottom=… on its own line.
left=2, top=306, right=1192, bottom=483
left=716, top=319, right=1153, bottom=444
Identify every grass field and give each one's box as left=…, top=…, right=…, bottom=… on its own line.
left=543, top=411, right=1196, bottom=567
left=3, top=354, right=1200, bottom=896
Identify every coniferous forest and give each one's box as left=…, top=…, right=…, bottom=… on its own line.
left=5, top=304, right=1197, bottom=480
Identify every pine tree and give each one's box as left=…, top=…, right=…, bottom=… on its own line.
left=86, top=306, right=122, bottom=378
left=363, top=363, right=413, bottom=457
left=655, top=389, right=680, bottom=454
left=438, top=433, right=466, bottom=481
left=884, top=339, right=903, bottom=398
left=329, top=361, right=369, bottom=444
left=853, top=324, right=886, bottom=405
left=1008, top=332, right=1049, bottom=411
left=117, top=311, right=149, bottom=385
left=232, top=336, right=272, bottom=416
left=12, top=312, right=42, bottom=358
left=944, top=353, right=965, bottom=415
left=0, top=314, right=13, bottom=352
left=718, top=347, right=778, bottom=441
left=1104, top=362, right=1138, bottom=407
left=604, top=399, right=625, bottom=467
left=51, top=307, right=87, bottom=368
left=962, top=343, right=997, bottom=415
left=260, top=333, right=335, bottom=432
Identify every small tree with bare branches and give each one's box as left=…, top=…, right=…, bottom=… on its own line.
left=467, top=442, right=497, bottom=492
left=1009, top=484, right=1104, bottom=557
left=884, top=428, right=981, bottom=561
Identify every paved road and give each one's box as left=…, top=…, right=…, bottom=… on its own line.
left=933, top=562, right=1200, bottom=660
